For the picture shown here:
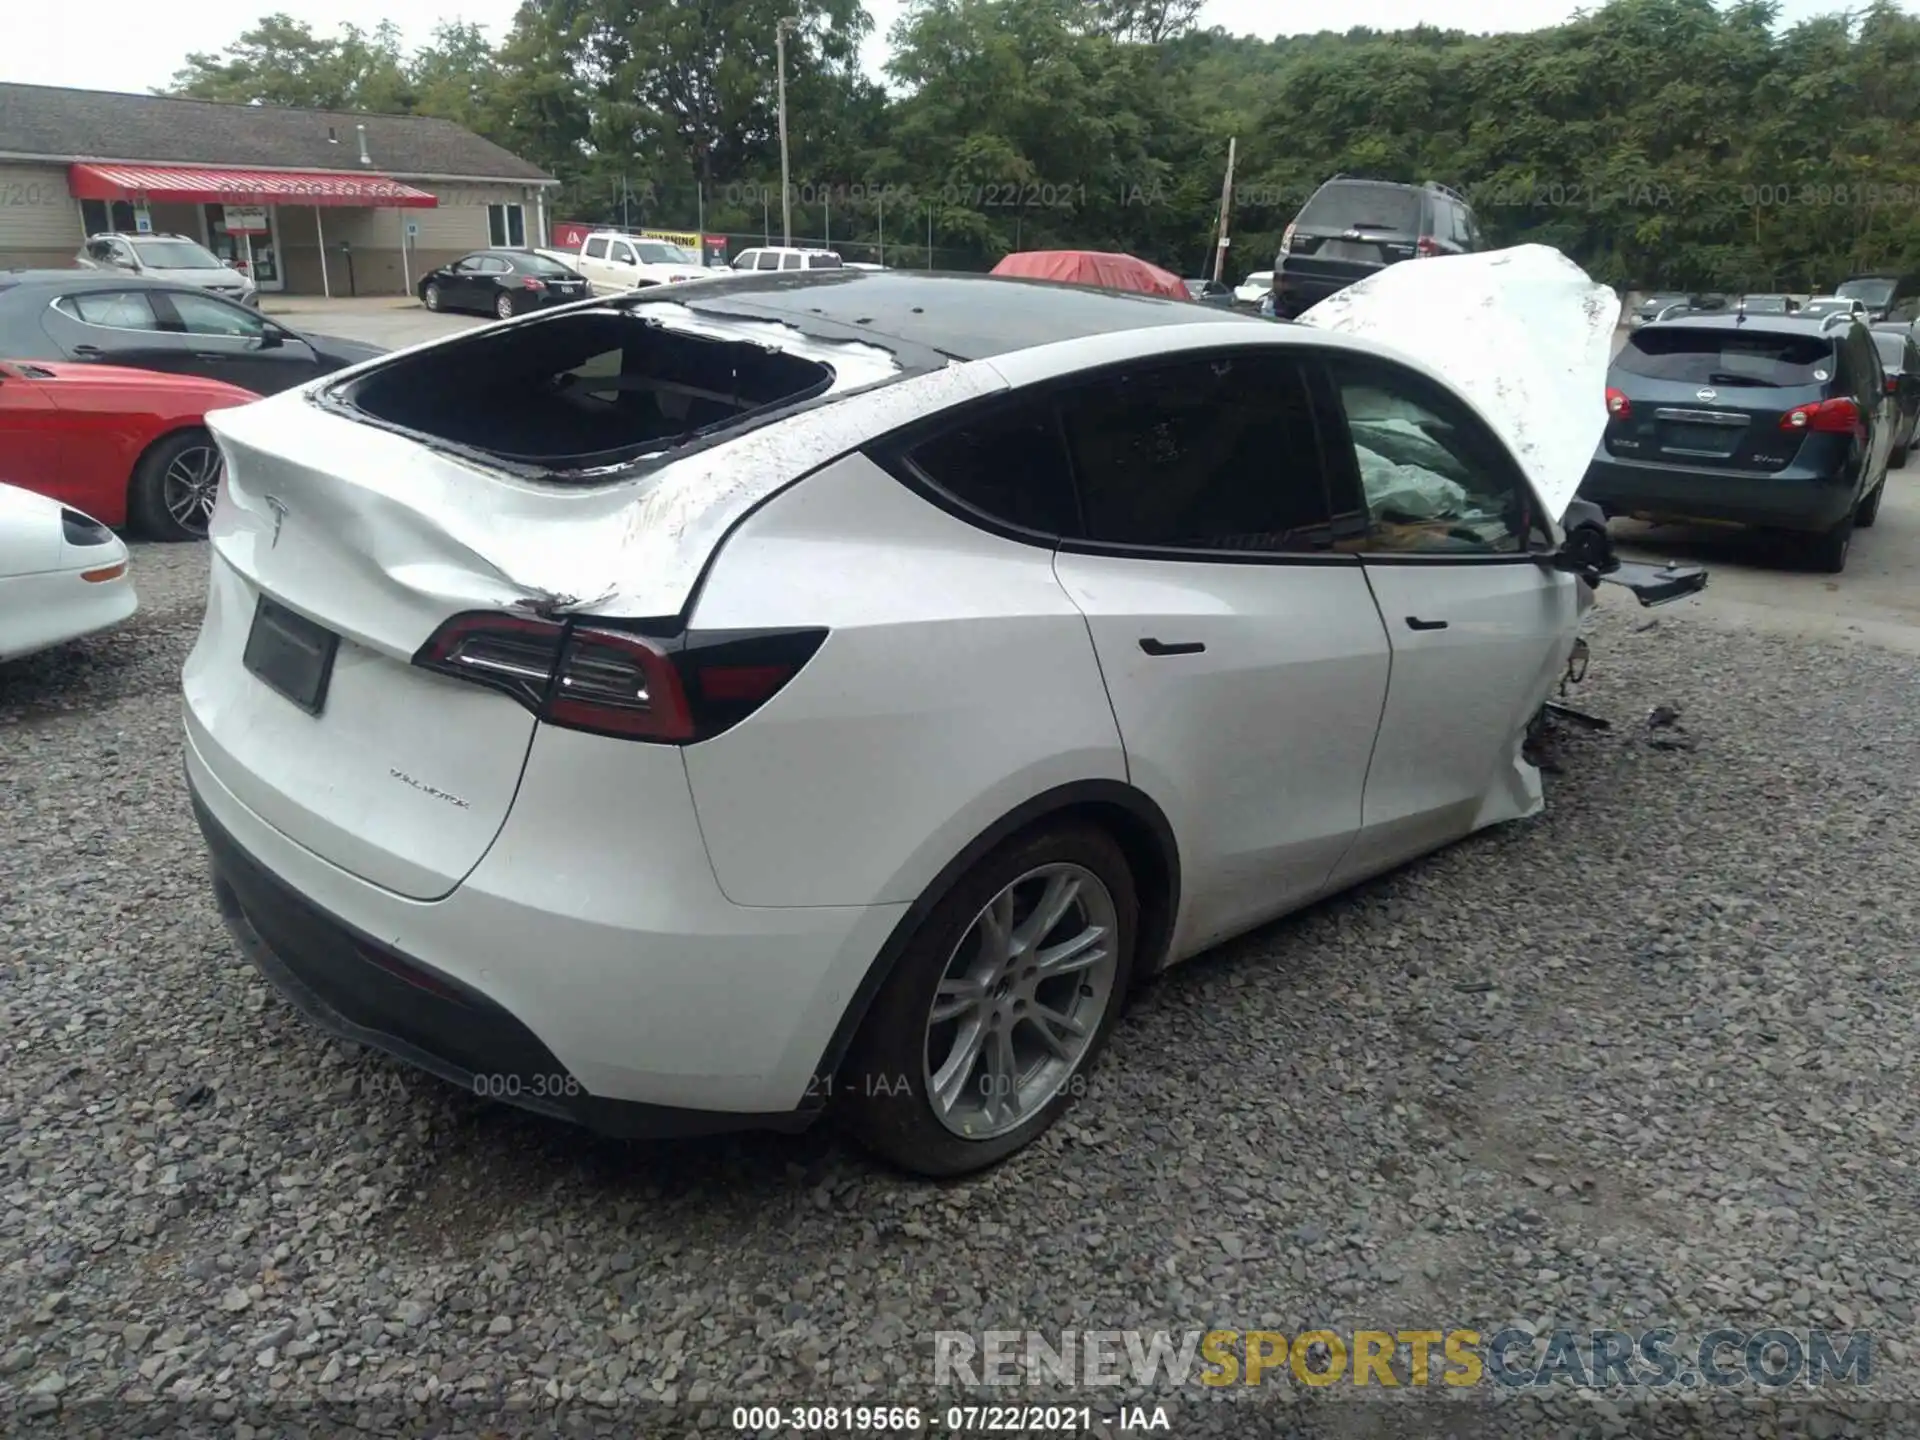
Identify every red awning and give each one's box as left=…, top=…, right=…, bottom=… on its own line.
left=67, top=163, right=439, bottom=208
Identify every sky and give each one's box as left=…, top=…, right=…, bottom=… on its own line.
left=0, top=0, right=1886, bottom=97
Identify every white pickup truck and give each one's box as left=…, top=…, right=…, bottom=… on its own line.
left=536, top=231, right=710, bottom=295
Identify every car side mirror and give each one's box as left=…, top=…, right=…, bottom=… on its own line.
left=1544, top=522, right=1617, bottom=578
left=258, top=327, right=284, bottom=350
left=1539, top=521, right=1708, bottom=606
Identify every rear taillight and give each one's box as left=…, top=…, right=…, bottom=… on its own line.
left=1780, top=397, right=1863, bottom=438
left=1605, top=386, right=1632, bottom=418
left=412, top=614, right=826, bottom=744
left=520, top=276, right=546, bottom=290
left=1415, top=236, right=1442, bottom=258
left=1280, top=223, right=1297, bottom=253
left=1888, top=377, right=1900, bottom=393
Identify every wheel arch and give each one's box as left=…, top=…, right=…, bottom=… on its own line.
left=807, top=778, right=1181, bottom=1097
left=126, top=422, right=215, bottom=519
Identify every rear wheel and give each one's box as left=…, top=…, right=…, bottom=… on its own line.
left=128, top=428, right=222, bottom=541
left=494, top=291, right=517, bottom=321
left=422, top=282, right=443, bottom=312
left=837, top=823, right=1137, bottom=1177
left=1807, top=510, right=1855, bottom=572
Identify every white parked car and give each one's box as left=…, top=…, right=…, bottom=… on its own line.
left=539, top=232, right=710, bottom=295
left=76, top=233, right=257, bottom=307
left=731, top=246, right=845, bottom=272
left=0, top=482, right=136, bottom=663
left=182, top=246, right=1686, bottom=1176
left=1235, top=270, right=1274, bottom=306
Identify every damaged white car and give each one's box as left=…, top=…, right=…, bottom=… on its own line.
left=181, top=244, right=1701, bottom=1176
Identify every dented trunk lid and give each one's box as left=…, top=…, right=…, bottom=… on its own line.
left=184, top=303, right=1006, bottom=898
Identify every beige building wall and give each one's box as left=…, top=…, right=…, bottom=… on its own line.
left=0, top=166, right=549, bottom=295
left=273, top=183, right=535, bottom=295
left=0, top=162, right=82, bottom=267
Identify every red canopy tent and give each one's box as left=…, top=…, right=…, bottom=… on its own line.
left=989, top=250, right=1189, bottom=301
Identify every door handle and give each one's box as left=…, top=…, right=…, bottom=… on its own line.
left=1140, top=638, right=1206, bottom=656
left=70, top=344, right=103, bottom=357
left=1405, top=616, right=1449, bottom=631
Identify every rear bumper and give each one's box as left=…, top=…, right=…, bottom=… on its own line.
left=1580, top=456, right=1861, bottom=533
left=1275, top=256, right=1385, bottom=311
left=184, top=718, right=910, bottom=1130
left=194, top=784, right=816, bottom=1139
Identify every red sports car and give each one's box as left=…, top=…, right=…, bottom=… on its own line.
left=0, top=361, right=257, bottom=541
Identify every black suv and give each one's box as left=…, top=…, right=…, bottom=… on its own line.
left=1834, top=273, right=1920, bottom=324
left=1271, top=176, right=1481, bottom=318
left=1580, top=313, right=1895, bottom=573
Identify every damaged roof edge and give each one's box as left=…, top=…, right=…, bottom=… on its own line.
left=308, top=299, right=915, bottom=486
left=213, top=355, right=1012, bottom=630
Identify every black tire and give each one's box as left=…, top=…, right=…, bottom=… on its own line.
left=127, top=428, right=222, bottom=541
left=494, top=291, right=517, bottom=321
left=836, top=822, right=1138, bottom=1177
left=1891, top=442, right=1909, bottom=470
left=1857, top=478, right=1885, bottom=528
left=422, top=282, right=443, bottom=312
left=1807, top=510, right=1855, bottom=573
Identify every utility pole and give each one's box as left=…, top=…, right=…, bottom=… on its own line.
left=1212, top=137, right=1237, bottom=284
left=777, top=16, right=798, bottom=248
left=877, top=191, right=884, bottom=266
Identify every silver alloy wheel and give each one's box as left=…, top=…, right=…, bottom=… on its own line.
left=424, top=284, right=441, bottom=311
left=923, top=862, right=1119, bottom=1140
left=162, top=445, right=224, bottom=535
left=495, top=293, right=515, bottom=320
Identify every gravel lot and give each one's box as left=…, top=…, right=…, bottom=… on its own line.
left=3, top=541, right=1918, bottom=1437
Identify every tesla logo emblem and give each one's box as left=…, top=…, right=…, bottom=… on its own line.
left=263, top=495, right=289, bottom=548
left=1696, top=388, right=1718, bottom=402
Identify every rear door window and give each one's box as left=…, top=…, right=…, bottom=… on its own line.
left=57, top=291, right=163, bottom=330
left=899, top=398, right=1081, bottom=537
left=1298, top=182, right=1422, bottom=234
left=1614, top=329, right=1836, bottom=389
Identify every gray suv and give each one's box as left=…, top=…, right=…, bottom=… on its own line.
left=1272, top=176, right=1481, bottom=318
left=76, top=233, right=257, bottom=307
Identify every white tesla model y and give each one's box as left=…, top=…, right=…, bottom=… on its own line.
left=183, top=246, right=1643, bottom=1175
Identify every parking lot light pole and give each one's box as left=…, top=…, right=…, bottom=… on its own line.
left=777, top=16, right=799, bottom=249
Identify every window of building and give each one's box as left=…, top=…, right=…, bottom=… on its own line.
left=488, top=204, right=526, bottom=249
left=80, top=199, right=138, bottom=236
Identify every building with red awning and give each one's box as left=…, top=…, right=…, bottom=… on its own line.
left=0, top=83, right=557, bottom=297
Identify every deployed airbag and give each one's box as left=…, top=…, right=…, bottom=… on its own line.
left=1301, top=244, right=1620, bottom=522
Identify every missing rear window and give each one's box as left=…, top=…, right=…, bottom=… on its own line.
left=335, top=309, right=835, bottom=476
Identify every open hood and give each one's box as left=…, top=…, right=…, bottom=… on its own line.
left=1299, top=244, right=1620, bottom=522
